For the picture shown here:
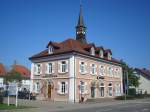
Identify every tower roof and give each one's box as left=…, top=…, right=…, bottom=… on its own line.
left=77, top=5, right=85, bottom=27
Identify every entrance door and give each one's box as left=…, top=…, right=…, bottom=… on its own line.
left=48, top=84, right=51, bottom=98
left=91, top=87, right=95, bottom=98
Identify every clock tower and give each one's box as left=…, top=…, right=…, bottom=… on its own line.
left=76, top=5, right=87, bottom=44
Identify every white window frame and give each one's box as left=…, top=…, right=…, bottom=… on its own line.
left=80, top=62, right=85, bottom=74
left=34, top=64, right=42, bottom=75
left=48, top=46, right=53, bottom=54
left=90, top=64, right=97, bottom=75
left=99, top=65, right=105, bottom=76
left=99, top=82, right=105, bottom=97
left=58, top=60, right=68, bottom=73
left=115, top=83, right=121, bottom=96
left=57, top=81, right=68, bottom=94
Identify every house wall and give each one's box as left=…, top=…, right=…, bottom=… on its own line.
left=137, top=75, right=150, bottom=94
left=0, top=77, right=4, bottom=88
left=30, top=54, right=123, bottom=102
left=75, top=56, right=123, bottom=102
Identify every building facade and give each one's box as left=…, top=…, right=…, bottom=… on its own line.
left=29, top=5, right=123, bottom=102
left=134, top=68, right=150, bottom=94
left=0, top=63, right=6, bottom=88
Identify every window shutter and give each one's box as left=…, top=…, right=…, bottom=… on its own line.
left=66, top=60, right=68, bottom=72
left=90, top=64, right=92, bottom=75
left=34, top=64, right=37, bottom=74
left=79, top=61, right=81, bottom=73
left=57, top=82, right=61, bottom=94
left=40, top=64, right=42, bottom=74
left=95, top=65, right=97, bottom=75
left=85, top=62, right=87, bottom=73
left=65, top=82, right=68, bottom=94
left=45, top=63, right=48, bottom=74
left=58, top=62, right=61, bottom=73
left=52, top=62, right=55, bottom=74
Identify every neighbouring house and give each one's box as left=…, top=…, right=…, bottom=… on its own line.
left=134, top=68, right=150, bottom=94
left=10, top=64, right=31, bottom=91
left=0, top=63, right=6, bottom=88
left=29, top=5, right=123, bottom=102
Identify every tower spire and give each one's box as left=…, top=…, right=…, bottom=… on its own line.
left=76, top=1, right=87, bottom=44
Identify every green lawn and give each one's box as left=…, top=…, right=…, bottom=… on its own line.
left=0, top=103, right=28, bottom=110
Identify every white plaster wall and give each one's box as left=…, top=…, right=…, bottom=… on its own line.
left=138, top=75, right=150, bottom=94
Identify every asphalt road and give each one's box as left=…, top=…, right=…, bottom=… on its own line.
left=57, top=101, right=150, bottom=112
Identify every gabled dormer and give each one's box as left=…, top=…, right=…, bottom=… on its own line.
left=48, top=45, right=53, bottom=54
left=99, top=49, right=104, bottom=58
left=104, top=49, right=112, bottom=60
left=46, top=41, right=60, bottom=55
left=90, top=47, right=95, bottom=56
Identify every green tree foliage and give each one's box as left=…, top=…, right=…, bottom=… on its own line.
left=5, top=70, right=26, bottom=83
left=121, top=60, right=140, bottom=88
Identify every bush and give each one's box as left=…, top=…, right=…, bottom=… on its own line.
left=128, top=88, right=136, bottom=96
left=0, top=92, right=4, bottom=104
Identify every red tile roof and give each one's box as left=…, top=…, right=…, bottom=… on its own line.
left=11, top=64, right=31, bottom=78
left=29, top=38, right=121, bottom=64
left=135, top=68, right=150, bottom=79
left=0, top=63, right=6, bottom=76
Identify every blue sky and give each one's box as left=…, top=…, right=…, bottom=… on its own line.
left=0, top=0, right=150, bottom=69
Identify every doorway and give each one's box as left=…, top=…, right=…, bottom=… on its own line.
left=48, top=84, right=51, bottom=98
left=91, top=87, right=95, bottom=98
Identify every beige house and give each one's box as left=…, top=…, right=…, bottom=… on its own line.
left=134, top=68, right=150, bottom=94
left=29, top=5, right=123, bottom=102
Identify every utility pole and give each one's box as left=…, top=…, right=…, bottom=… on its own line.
left=124, top=69, right=126, bottom=101
left=126, top=70, right=129, bottom=95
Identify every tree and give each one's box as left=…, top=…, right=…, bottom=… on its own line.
left=5, top=70, right=26, bottom=83
left=120, top=60, right=140, bottom=93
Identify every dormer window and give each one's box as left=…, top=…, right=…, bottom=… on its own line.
left=90, top=47, right=95, bottom=56
left=48, top=46, right=53, bottom=54
left=99, top=50, right=104, bottom=58
left=108, top=52, right=112, bottom=60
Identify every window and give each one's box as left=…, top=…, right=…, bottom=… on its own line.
left=48, top=46, right=53, bottom=54
left=108, top=67, right=113, bottom=77
left=58, top=60, right=68, bottom=73
left=100, top=65, right=105, bottom=76
left=48, top=63, right=52, bottom=74
left=37, top=64, right=41, bottom=74
left=80, top=81, right=85, bottom=94
left=61, top=82, right=66, bottom=94
left=36, top=82, right=40, bottom=93
left=91, top=64, right=96, bottom=75
left=115, top=83, right=121, bottom=96
left=57, top=81, right=68, bottom=94
left=61, top=61, right=67, bottom=73
left=108, top=83, right=113, bottom=96
left=99, top=83, right=105, bottom=97
left=80, top=62, right=85, bottom=73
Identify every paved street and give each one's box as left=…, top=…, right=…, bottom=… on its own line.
left=58, top=101, right=150, bottom=112
left=1, top=98, right=150, bottom=112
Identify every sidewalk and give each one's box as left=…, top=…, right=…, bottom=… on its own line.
left=2, top=97, right=150, bottom=112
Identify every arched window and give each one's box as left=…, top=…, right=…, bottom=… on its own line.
left=108, top=82, right=113, bottom=96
